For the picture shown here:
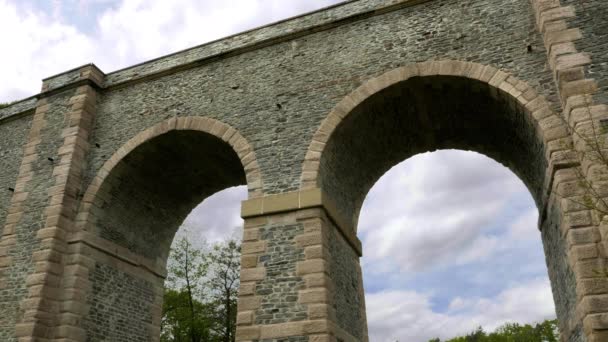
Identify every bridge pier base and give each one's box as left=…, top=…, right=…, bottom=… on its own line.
left=238, top=189, right=367, bottom=342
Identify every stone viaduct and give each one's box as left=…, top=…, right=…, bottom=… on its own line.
left=0, top=0, right=607, bottom=340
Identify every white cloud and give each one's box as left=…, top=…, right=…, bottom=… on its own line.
left=0, top=0, right=97, bottom=100
left=175, top=185, right=247, bottom=247
left=3, top=3, right=555, bottom=341
left=366, top=278, right=556, bottom=342
left=1, top=0, right=344, bottom=102
left=358, top=150, right=553, bottom=340
left=172, top=151, right=553, bottom=342
left=508, top=208, right=539, bottom=240
left=359, top=150, right=537, bottom=273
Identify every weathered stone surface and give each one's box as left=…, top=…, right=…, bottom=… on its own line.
left=0, top=0, right=607, bottom=341
left=560, top=0, right=608, bottom=106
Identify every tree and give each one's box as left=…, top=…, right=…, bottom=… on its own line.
left=207, top=239, right=241, bottom=342
left=429, top=319, right=559, bottom=342
left=536, top=319, right=559, bottom=342
left=162, top=234, right=242, bottom=342
left=163, top=237, right=212, bottom=342
left=161, top=289, right=215, bottom=342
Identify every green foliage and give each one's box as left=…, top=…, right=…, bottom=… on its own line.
left=166, top=237, right=209, bottom=294
left=162, top=237, right=211, bottom=342
left=207, top=239, right=240, bottom=342
left=0, top=100, right=17, bottom=109
left=161, top=236, right=240, bottom=342
left=428, top=319, right=559, bottom=342
left=161, top=289, right=215, bottom=342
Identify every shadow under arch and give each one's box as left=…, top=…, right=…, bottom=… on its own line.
left=301, top=60, right=570, bottom=228
left=76, top=116, right=263, bottom=263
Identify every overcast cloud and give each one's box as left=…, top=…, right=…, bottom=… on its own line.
left=182, top=151, right=553, bottom=342
left=358, top=151, right=552, bottom=341
left=0, top=0, right=343, bottom=101
left=360, top=151, right=532, bottom=273
left=0, top=1, right=555, bottom=341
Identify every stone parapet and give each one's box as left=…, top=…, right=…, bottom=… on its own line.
left=30, top=1, right=437, bottom=93
left=0, top=97, right=37, bottom=123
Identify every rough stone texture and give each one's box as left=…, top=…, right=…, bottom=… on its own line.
left=0, top=0, right=605, bottom=341
left=99, top=0, right=432, bottom=87
left=327, top=219, right=365, bottom=340
left=0, top=91, right=75, bottom=341
left=542, top=199, right=580, bottom=341
left=84, top=262, right=156, bottom=342
left=0, top=97, right=36, bottom=122
left=91, top=130, right=246, bottom=260
left=255, top=223, right=307, bottom=325
left=84, top=0, right=558, bottom=195
left=0, top=116, right=32, bottom=236
left=560, top=0, right=608, bottom=106
left=259, top=337, right=309, bottom=342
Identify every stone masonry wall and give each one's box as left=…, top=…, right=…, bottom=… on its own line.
left=84, top=0, right=558, bottom=197
left=529, top=1, right=608, bottom=340
left=327, top=219, right=365, bottom=340
left=0, top=98, right=36, bottom=122
left=239, top=221, right=308, bottom=332
left=542, top=197, right=582, bottom=341
left=254, top=223, right=307, bottom=326
left=237, top=213, right=311, bottom=341
left=237, top=206, right=360, bottom=341
left=84, top=262, right=157, bottom=342
left=559, top=0, right=608, bottom=106
left=0, top=116, right=32, bottom=236
left=0, top=0, right=604, bottom=340
left=0, top=91, right=75, bottom=341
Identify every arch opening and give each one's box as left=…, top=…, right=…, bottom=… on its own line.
left=318, top=74, right=550, bottom=227
left=90, top=129, right=247, bottom=261
left=161, top=185, right=247, bottom=342
left=310, top=66, right=576, bottom=341
left=358, top=150, right=555, bottom=341
left=75, top=118, right=260, bottom=341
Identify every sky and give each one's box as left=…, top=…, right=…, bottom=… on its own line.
left=0, top=1, right=556, bottom=341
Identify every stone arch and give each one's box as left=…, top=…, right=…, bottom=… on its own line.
left=75, top=116, right=262, bottom=259
left=82, top=116, right=262, bottom=202
left=296, top=60, right=588, bottom=341
left=65, top=116, right=263, bottom=341
left=301, top=60, right=572, bottom=227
